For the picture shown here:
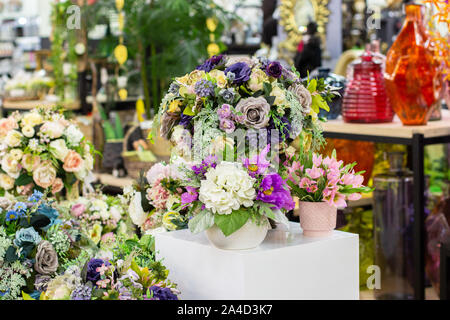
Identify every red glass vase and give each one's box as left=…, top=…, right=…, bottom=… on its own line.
left=342, top=51, right=394, bottom=123
left=384, top=4, right=443, bottom=125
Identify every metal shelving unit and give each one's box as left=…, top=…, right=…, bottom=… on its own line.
left=322, top=110, right=450, bottom=300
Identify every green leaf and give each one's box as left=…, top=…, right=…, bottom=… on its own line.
left=214, top=209, right=250, bottom=237
left=188, top=210, right=214, bottom=234
left=183, top=104, right=196, bottom=116
left=14, top=173, right=33, bottom=186
left=263, top=82, right=272, bottom=96
left=265, top=96, right=276, bottom=106
left=307, top=79, right=317, bottom=93
left=5, top=246, right=19, bottom=262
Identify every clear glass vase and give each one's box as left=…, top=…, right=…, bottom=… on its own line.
left=373, top=152, right=415, bottom=299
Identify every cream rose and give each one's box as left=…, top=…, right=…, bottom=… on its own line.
left=209, top=69, right=228, bottom=88
left=248, top=69, right=268, bottom=92
left=63, top=150, right=84, bottom=173
left=40, top=121, right=65, bottom=139
left=1, top=153, right=21, bottom=178
left=0, top=173, right=14, bottom=190
left=33, top=161, right=57, bottom=189
left=21, top=154, right=41, bottom=172
left=49, top=139, right=69, bottom=161
left=4, top=130, right=23, bottom=147
left=21, top=125, right=35, bottom=138
left=22, top=112, right=43, bottom=127
left=270, top=86, right=288, bottom=106
left=51, top=178, right=64, bottom=194
left=10, top=149, right=23, bottom=161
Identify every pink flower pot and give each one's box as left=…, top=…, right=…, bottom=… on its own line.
left=297, top=201, right=337, bottom=237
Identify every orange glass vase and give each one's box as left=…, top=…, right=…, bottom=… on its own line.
left=384, top=4, right=443, bottom=126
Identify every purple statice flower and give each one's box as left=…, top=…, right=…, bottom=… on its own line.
left=267, top=116, right=292, bottom=143
left=257, top=173, right=295, bottom=211
left=265, top=61, right=283, bottom=78
left=196, top=54, right=224, bottom=72
left=217, top=104, right=232, bottom=119
left=148, top=286, right=178, bottom=300
left=179, top=114, right=194, bottom=129
left=181, top=186, right=199, bottom=205
left=86, top=259, right=111, bottom=285
left=242, top=144, right=271, bottom=177
left=195, top=79, right=215, bottom=97
left=219, top=118, right=235, bottom=134
left=192, top=155, right=217, bottom=176
left=224, top=62, right=251, bottom=84
left=71, top=284, right=92, bottom=300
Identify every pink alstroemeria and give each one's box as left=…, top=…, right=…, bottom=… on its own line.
left=299, top=177, right=315, bottom=188
left=312, top=153, right=322, bottom=167
left=287, top=161, right=303, bottom=182
left=305, top=166, right=323, bottom=179
left=96, top=279, right=110, bottom=289
left=347, top=193, right=362, bottom=201
left=96, top=264, right=109, bottom=276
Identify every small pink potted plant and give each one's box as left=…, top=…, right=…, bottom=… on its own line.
left=285, top=150, right=372, bottom=237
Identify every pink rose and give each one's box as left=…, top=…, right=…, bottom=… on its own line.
left=33, top=161, right=57, bottom=189
left=63, top=150, right=84, bottom=173
left=101, top=232, right=115, bottom=244
left=52, top=178, right=64, bottom=194
left=40, top=121, right=65, bottom=139
left=0, top=117, right=18, bottom=137
left=71, top=203, right=86, bottom=217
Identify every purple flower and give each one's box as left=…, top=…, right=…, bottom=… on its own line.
left=192, top=155, right=218, bottom=176
left=86, top=259, right=110, bottom=284
left=265, top=61, right=283, bottom=78
left=196, top=55, right=224, bottom=72
left=242, top=144, right=271, bottom=177
left=195, top=79, right=215, bottom=97
left=219, top=118, right=235, bottom=134
left=179, top=114, right=193, bottom=129
left=181, top=186, right=199, bottom=205
left=148, top=286, right=178, bottom=300
left=71, top=284, right=92, bottom=300
left=224, top=62, right=251, bottom=84
left=217, top=104, right=232, bottom=119
left=267, top=116, right=292, bottom=143
left=257, top=173, right=295, bottom=210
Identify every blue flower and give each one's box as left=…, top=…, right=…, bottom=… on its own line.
left=224, top=62, right=251, bottom=84
left=148, top=286, right=178, bottom=300
left=13, top=227, right=42, bottom=247
left=13, top=202, right=28, bottom=214
left=28, top=190, right=44, bottom=203
left=37, top=204, right=61, bottom=231
left=5, top=210, right=19, bottom=222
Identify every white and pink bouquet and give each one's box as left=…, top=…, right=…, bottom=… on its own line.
left=0, top=107, right=95, bottom=197
left=285, top=150, right=372, bottom=208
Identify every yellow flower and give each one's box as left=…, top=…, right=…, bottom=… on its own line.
left=248, top=69, right=268, bottom=92
left=22, top=112, right=43, bottom=127
left=270, top=86, right=288, bottom=106
left=89, top=224, right=103, bottom=244
left=188, top=70, right=206, bottom=84
left=209, top=69, right=228, bottom=88
left=176, top=74, right=191, bottom=86
left=168, top=100, right=182, bottom=113
left=162, top=211, right=181, bottom=231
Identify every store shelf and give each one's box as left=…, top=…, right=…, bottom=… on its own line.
left=323, top=110, right=450, bottom=140
left=2, top=99, right=81, bottom=111
left=93, top=173, right=134, bottom=189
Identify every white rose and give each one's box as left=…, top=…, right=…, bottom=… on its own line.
left=270, top=86, right=288, bottom=106
left=110, top=205, right=123, bottom=222
left=10, top=149, right=23, bottom=161
left=64, top=125, right=84, bottom=146
left=49, top=139, right=69, bottom=161
left=22, top=126, right=35, bottom=138
left=199, top=162, right=256, bottom=215
left=129, top=192, right=147, bottom=227
left=0, top=173, right=14, bottom=190
left=22, top=112, right=43, bottom=127
left=40, top=121, right=65, bottom=139
left=4, top=130, right=22, bottom=147
left=1, top=153, right=21, bottom=178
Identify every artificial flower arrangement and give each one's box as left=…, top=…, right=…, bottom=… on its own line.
left=0, top=191, right=85, bottom=300
left=0, top=106, right=95, bottom=197
left=158, top=54, right=336, bottom=162
left=181, top=145, right=293, bottom=242
left=39, top=235, right=179, bottom=300
left=285, top=150, right=372, bottom=208
left=123, top=162, right=190, bottom=235
left=66, top=194, right=132, bottom=246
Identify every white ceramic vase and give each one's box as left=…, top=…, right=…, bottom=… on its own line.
left=206, top=217, right=270, bottom=250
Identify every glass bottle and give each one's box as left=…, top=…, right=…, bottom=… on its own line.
left=373, top=151, right=414, bottom=299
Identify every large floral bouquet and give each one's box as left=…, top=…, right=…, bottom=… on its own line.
left=124, top=162, right=189, bottom=235
left=158, top=55, right=334, bottom=162
left=181, top=145, right=293, bottom=236
left=0, top=107, right=95, bottom=197
left=284, top=150, right=372, bottom=208
left=39, top=235, right=179, bottom=300
left=0, top=191, right=84, bottom=300
left=67, top=194, right=132, bottom=246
